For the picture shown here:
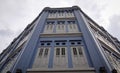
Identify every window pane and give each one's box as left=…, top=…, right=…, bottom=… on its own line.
left=56, top=43, right=59, bottom=45
left=77, top=42, right=81, bottom=44
left=71, top=42, right=75, bottom=45
left=44, top=48, right=49, bottom=56
left=50, top=25, right=53, bottom=30
left=62, top=42, right=66, bottom=45
left=41, top=43, right=44, bottom=46
left=73, top=48, right=77, bottom=55
left=61, top=48, right=65, bottom=55
left=58, top=25, right=60, bottom=30
left=39, top=48, right=43, bottom=56
left=70, top=24, right=72, bottom=29
left=47, top=43, right=50, bottom=45
left=47, top=25, right=49, bottom=30
left=78, top=47, right=83, bottom=55
left=56, top=48, right=60, bottom=55
left=73, top=24, right=76, bottom=29
left=62, top=25, right=64, bottom=28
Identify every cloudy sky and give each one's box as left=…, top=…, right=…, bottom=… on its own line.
left=0, top=0, right=120, bottom=53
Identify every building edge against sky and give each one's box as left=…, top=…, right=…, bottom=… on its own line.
left=0, top=6, right=120, bottom=73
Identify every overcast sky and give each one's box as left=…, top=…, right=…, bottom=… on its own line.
left=0, top=0, right=120, bottom=53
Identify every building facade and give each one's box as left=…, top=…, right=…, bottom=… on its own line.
left=0, top=6, right=120, bottom=73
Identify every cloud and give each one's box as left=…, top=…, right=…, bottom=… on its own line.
left=0, top=0, right=120, bottom=53
left=0, top=29, right=13, bottom=36
left=74, top=0, right=107, bottom=28
left=107, top=15, right=120, bottom=40
left=0, top=29, right=15, bottom=53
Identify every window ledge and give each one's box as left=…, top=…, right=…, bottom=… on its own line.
left=40, top=32, right=82, bottom=37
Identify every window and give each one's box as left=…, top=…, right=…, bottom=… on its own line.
left=61, top=12, right=64, bottom=16
left=62, top=25, right=64, bottom=30
left=39, top=48, right=43, bottom=56
left=56, top=43, right=60, bottom=45
left=56, top=48, right=60, bottom=55
left=58, top=25, right=60, bottom=30
left=68, top=21, right=79, bottom=33
left=71, top=42, right=75, bottom=45
left=73, top=24, right=76, bottom=29
left=56, top=21, right=66, bottom=33
left=62, top=42, right=66, bottom=45
left=46, top=25, right=49, bottom=30
left=78, top=47, right=83, bottom=55
left=44, top=48, right=49, bottom=56
left=73, top=48, right=77, bottom=55
left=70, top=24, right=72, bottom=29
left=44, top=22, right=54, bottom=33
left=41, top=43, right=44, bottom=46
left=77, top=42, right=81, bottom=44
left=50, top=25, right=53, bottom=30
left=48, top=12, right=56, bottom=18
left=47, top=43, right=50, bottom=45
left=61, top=48, right=65, bottom=55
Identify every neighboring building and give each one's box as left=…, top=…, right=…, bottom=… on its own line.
left=0, top=6, right=120, bottom=73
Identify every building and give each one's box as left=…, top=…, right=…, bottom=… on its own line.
left=0, top=6, right=120, bottom=73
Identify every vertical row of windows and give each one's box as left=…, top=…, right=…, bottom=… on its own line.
left=1, top=42, right=25, bottom=73
left=103, top=47, right=120, bottom=72
left=88, top=21, right=119, bottom=53
left=1, top=56, right=18, bottom=73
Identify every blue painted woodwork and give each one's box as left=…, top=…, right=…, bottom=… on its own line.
left=0, top=6, right=120, bottom=73
left=74, top=9, right=112, bottom=73
left=11, top=11, right=49, bottom=73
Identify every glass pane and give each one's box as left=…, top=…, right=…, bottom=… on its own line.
left=41, top=43, right=44, bottom=46
left=78, top=47, right=83, bottom=55
left=62, top=42, right=66, bottom=45
left=56, top=43, right=59, bottom=45
left=39, top=48, right=43, bottom=56
left=58, top=25, right=60, bottom=30
left=56, top=48, right=60, bottom=55
left=70, top=24, right=72, bottom=29
left=62, top=25, right=64, bottom=28
left=50, top=25, right=53, bottom=30
left=47, top=43, right=50, bottom=45
left=73, top=48, right=77, bottom=55
left=71, top=42, right=75, bottom=45
left=61, top=48, right=65, bottom=55
left=44, top=48, right=49, bottom=56
left=73, top=24, right=76, bottom=29
left=77, top=42, right=81, bottom=44
left=47, top=25, right=49, bottom=30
